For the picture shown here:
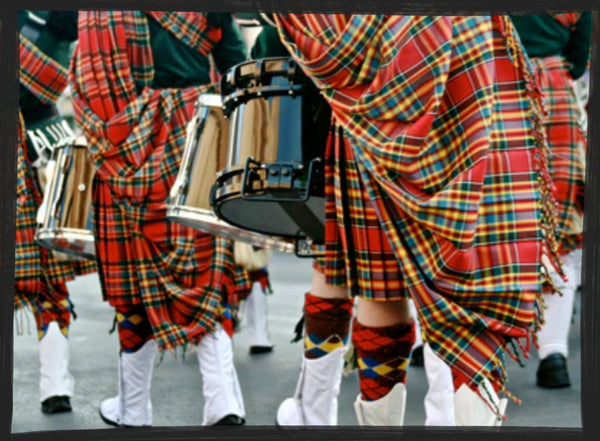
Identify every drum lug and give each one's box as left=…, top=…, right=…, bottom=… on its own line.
left=267, top=164, right=294, bottom=188
left=241, top=157, right=264, bottom=198
left=240, top=158, right=323, bottom=203
left=209, top=182, right=219, bottom=209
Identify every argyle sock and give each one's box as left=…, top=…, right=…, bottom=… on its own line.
left=115, top=304, right=153, bottom=353
left=303, top=293, right=353, bottom=359
left=34, top=285, right=71, bottom=340
left=352, top=318, right=416, bottom=401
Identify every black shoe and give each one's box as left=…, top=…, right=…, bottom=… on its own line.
left=410, top=345, right=424, bottom=367
left=249, top=345, right=273, bottom=355
left=41, top=396, right=72, bottom=414
left=214, top=414, right=245, bottom=425
left=536, top=353, right=571, bottom=389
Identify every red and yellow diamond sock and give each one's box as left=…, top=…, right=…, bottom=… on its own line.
left=352, top=318, right=416, bottom=401
left=304, top=293, right=353, bottom=359
left=115, top=304, right=153, bottom=353
left=34, top=284, right=71, bottom=340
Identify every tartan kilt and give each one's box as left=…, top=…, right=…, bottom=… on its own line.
left=278, top=15, right=563, bottom=399
left=314, top=125, right=408, bottom=301
left=15, top=123, right=96, bottom=313
left=534, top=56, right=586, bottom=253
left=93, top=177, right=251, bottom=350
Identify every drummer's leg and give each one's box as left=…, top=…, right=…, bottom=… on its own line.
left=352, top=298, right=416, bottom=425
left=276, top=266, right=353, bottom=426
left=536, top=249, right=579, bottom=388
left=357, top=297, right=456, bottom=426
left=305, top=268, right=353, bottom=358
left=99, top=303, right=157, bottom=427
left=15, top=134, right=74, bottom=414
left=409, top=299, right=424, bottom=366
left=114, top=304, right=154, bottom=354
left=244, top=268, right=275, bottom=354
left=33, top=283, right=75, bottom=414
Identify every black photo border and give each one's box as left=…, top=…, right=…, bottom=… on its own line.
left=1, top=1, right=598, bottom=440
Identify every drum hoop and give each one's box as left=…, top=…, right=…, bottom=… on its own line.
left=35, top=228, right=95, bottom=260
left=212, top=178, right=313, bottom=208
left=210, top=189, right=323, bottom=242
left=214, top=159, right=322, bottom=201
left=222, top=57, right=299, bottom=96
left=197, top=93, right=223, bottom=108
left=36, top=228, right=95, bottom=241
left=211, top=159, right=325, bottom=243
left=226, top=57, right=295, bottom=79
left=222, top=84, right=302, bottom=115
left=166, top=205, right=295, bottom=253
left=72, top=136, right=88, bottom=147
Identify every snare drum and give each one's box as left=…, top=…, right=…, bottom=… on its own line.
left=35, top=136, right=96, bottom=260
left=167, top=94, right=295, bottom=253
left=211, top=57, right=331, bottom=244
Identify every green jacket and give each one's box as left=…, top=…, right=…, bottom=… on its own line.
left=250, top=25, right=290, bottom=59
left=510, top=13, right=592, bottom=79
left=19, top=10, right=77, bottom=122
left=149, top=13, right=247, bottom=89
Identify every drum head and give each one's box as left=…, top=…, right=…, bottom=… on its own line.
left=215, top=194, right=325, bottom=243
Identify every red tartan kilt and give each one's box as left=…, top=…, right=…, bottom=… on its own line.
left=92, top=179, right=216, bottom=306
left=536, top=56, right=586, bottom=252
left=315, top=126, right=408, bottom=301
left=92, top=178, right=252, bottom=344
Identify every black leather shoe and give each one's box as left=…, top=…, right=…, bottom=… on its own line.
left=41, top=396, right=72, bottom=414
left=536, top=353, right=571, bottom=389
left=410, top=345, right=424, bottom=367
left=249, top=345, right=273, bottom=355
left=214, top=414, right=245, bottom=425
